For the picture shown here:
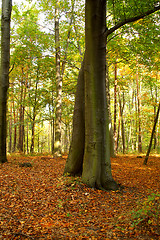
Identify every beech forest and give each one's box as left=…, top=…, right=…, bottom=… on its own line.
left=0, top=0, right=160, bottom=239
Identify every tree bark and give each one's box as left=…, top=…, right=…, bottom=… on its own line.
left=54, top=3, right=62, bottom=156
left=82, top=0, right=117, bottom=190
left=64, top=59, right=85, bottom=175
left=0, top=0, right=12, bottom=163
left=64, top=0, right=118, bottom=190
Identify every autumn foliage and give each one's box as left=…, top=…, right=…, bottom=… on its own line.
left=0, top=154, right=159, bottom=239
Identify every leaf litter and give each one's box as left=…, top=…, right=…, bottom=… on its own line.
left=0, top=154, right=159, bottom=239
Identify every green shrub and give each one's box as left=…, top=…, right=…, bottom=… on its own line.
left=131, top=192, right=160, bottom=227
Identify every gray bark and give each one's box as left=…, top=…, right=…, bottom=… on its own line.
left=0, top=0, right=12, bottom=163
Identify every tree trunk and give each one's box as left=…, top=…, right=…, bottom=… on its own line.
left=30, top=120, right=35, bottom=153
left=26, top=121, right=29, bottom=153
left=13, top=102, right=17, bottom=152
left=118, top=89, right=125, bottom=154
left=64, top=0, right=118, bottom=191
left=114, top=61, right=117, bottom=153
left=8, top=110, right=12, bottom=153
left=18, top=94, right=24, bottom=152
left=106, top=56, right=115, bottom=157
left=136, top=66, right=142, bottom=153
left=0, top=0, right=12, bottom=163
left=64, top=59, right=85, bottom=175
left=143, top=102, right=160, bottom=165
left=54, top=3, right=62, bottom=156
left=51, top=118, right=54, bottom=154
left=82, top=0, right=117, bottom=190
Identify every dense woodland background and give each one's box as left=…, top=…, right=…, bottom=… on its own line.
left=2, top=0, right=160, bottom=155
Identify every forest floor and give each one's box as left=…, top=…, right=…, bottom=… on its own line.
left=0, top=154, right=159, bottom=240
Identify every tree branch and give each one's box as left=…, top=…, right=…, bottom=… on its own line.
left=106, top=5, right=160, bottom=37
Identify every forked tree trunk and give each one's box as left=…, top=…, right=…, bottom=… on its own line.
left=64, top=0, right=118, bottom=190
left=0, top=0, right=12, bottom=163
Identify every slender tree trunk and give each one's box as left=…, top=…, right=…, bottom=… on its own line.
left=136, top=67, right=142, bottom=153
left=118, top=89, right=125, bottom=154
left=38, top=130, right=40, bottom=153
left=30, top=67, right=39, bottom=153
left=13, top=103, right=17, bottom=152
left=26, top=121, right=29, bottom=153
left=18, top=92, right=24, bottom=152
left=54, top=3, right=62, bottom=156
left=116, top=113, right=120, bottom=152
left=144, top=102, right=160, bottom=165
left=51, top=118, right=54, bottom=154
left=0, top=0, right=12, bottom=163
left=114, top=61, right=117, bottom=153
left=30, top=120, right=35, bottom=153
left=8, top=110, right=12, bottom=153
left=134, top=90, right=138, bottom=151
left=106, top=56, right=115, bottom=157
left=153, top=85, right=158, bottom=149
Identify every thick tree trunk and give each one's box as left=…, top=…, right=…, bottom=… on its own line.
left=64, top=0, right=118, bottom=190
left=143, top=102, right=160, bottom=165
left=82, top=0, right=117, bottom=190
left=0, top=0, right=12, bottom=163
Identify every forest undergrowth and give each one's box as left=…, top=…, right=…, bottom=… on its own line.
left=0, top=154, right=159, bottom=239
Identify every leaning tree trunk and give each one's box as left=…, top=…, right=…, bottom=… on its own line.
left=0, top=0, right=12, bottom=163
left=64, top=59, right=85, bottom=175
left=143, top=102, right=160, bottom=165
